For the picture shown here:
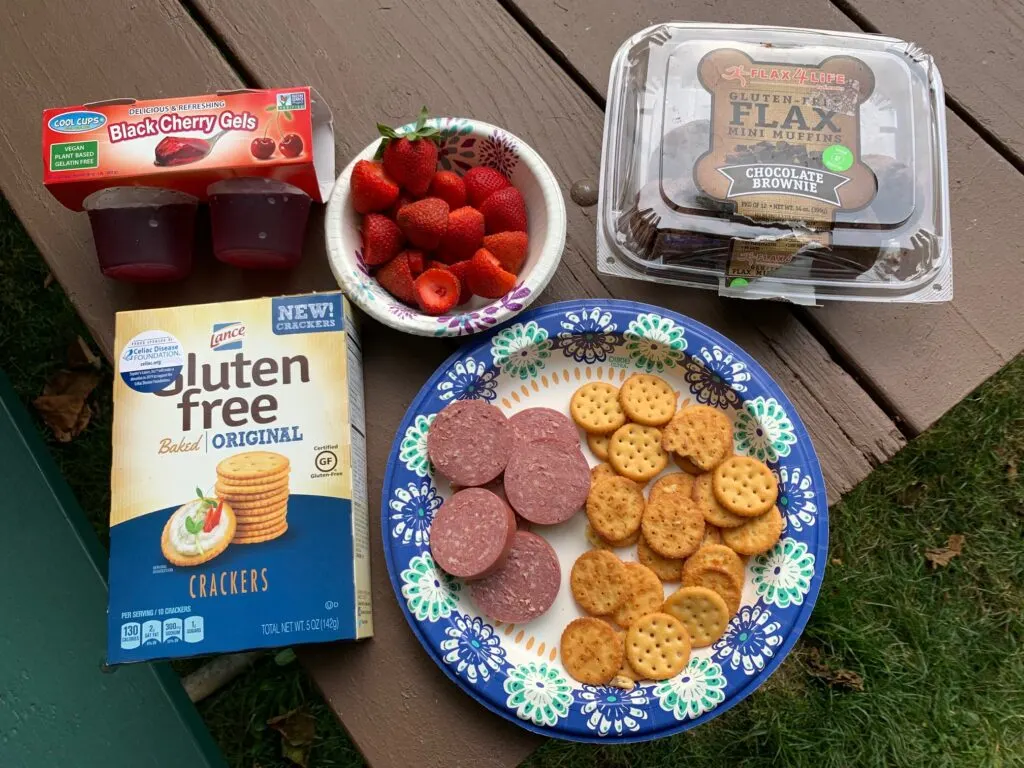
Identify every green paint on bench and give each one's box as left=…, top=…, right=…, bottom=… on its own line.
left=0, top=371, right=225, bottom=767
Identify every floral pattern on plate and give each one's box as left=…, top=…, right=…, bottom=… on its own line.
left=491, top=320, right=552, bottom=379
left=441, top=613, right=508, bottom=684
left=712, top=605, right=784, bottom=675
left=683, top=345, right=749, bottom=409
left=751, top=539, right=816, bottom=609
left=624, top=312, right=687, bottom=372
left=381, top=300, right=827, bottom=743
left=478, top=129, right=520, bottom=177
left=436, top=357, right=499, bottom=402
left=400, top=552, right=461, bottom=622
left=654, top=658, right=728, bottom=720
left=504, top=662, right=573, bottom=727
left=775, top=465, right=818, bottom=532
left=554, top=307, right=618, bottom=363
left=734, top=396, right=798, bottom=462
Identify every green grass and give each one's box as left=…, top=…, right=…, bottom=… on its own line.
left=2, top=193, right=1021, bottom=767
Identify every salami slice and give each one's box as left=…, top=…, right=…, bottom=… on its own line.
left=429, top=488, right=516, bottom=579
left=504, top=439, right=591, bottom=524
left=470, top=531, right=560, bottom=623
left=427, top=400, right=511, bottom=486
left=509, top=407, right=578, bottom=447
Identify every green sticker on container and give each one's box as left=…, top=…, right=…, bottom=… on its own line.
left=822, top=145, right=854, bottom=173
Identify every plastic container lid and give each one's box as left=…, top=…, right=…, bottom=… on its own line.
left=83, top=186, right=197, bottom=209
left=599, top=24, right=952, bottom=304
left=207, top=178, right=308, bottom=197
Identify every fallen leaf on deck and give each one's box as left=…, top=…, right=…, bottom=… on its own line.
left=267, top=707, right=315, bottom=767
left=805, top=648, right=864, bottom=691
left=925, top=534, right=964, bottom=568
left=67, top=336, right=102, bottom=370
left=1007, top=457, right=1018, bottom=483
left=42, top=271, right=54, bottom=289
left=33, top=369, right=100, bottom=442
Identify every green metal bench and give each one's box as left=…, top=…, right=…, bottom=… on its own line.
left=0, top=370, right=225, bottom=767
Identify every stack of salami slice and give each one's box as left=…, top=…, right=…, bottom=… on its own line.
left=426, top=401, right=590, bottom=623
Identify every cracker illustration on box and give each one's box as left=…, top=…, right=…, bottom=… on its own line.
left=108, top=292, right=372, bottom=665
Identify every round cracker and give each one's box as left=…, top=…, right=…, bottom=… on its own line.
left=223, top=488, right=290, bottom=510
left=702, top=523, right=724, bottom=546
left=637, top=534, right=684, bottom=582
left=216, top=451, right=290, bottom=481
left=560, top=618, right=624, bottom=685
left=618, top=373, right=677, bottom=427
left=692, top=473, right=748, bottom=528
left=721, top=506, right=785, bottom=555
left=674, top=454, right=703, bottom=475
left=587, top=432, right=610, bottom=461
left=160, top=505, right=236, bottom=567
left=625, top=612, right=691, bottom=681
left=233, top=522, right=288, bottom=544
left=216, top=479, right=290, bottom=501
left=683, top=566, right=742, bottom=614
left=611, top=562, right=665, bottom=629
left=571, top=550, right=629, bottom=615
left=591, top=462, right=617, bottom=483
left=649, top=472, right=695, bottom=503
left=662, top=586, right=730, bottom=647
left=641, top=492, right=705, bottom=559
left=215, top=472, right=290, bottom=493
left=608, top=423, right=668, bottom=483
left=570, top=382, right=627, bottom=435
left=712, top=456, right=778, bottom=516
left=682, top=544, right=745, bottom=586
left=233, top=503, right=288, bottom=525
left=586, top=474, right=645, bottom=543
left=661, top=406, right=733, bottom=471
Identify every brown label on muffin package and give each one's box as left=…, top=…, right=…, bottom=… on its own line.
left=688, top=49, right=877, bottom=226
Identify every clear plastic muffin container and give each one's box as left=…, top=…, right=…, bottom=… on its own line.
left=208, top=178, right=311, bottom=269
left=599, top=24, right=952, bottom=304
left=83, top=187, right=198, bottom=282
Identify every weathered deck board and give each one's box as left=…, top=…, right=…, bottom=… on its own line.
left=510, top=0, right=1024, bottom=432
left=838, top=0, right=1024, bottom=165
left=193, top=0, right=903, bottom=764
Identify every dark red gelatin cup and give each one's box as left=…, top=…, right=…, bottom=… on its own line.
left=83, top=187, right=198, bottom=282
left=207, top=178, right=311, bottom=269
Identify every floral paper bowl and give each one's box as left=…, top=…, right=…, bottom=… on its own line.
left=326, top=118, right=567, bottom=337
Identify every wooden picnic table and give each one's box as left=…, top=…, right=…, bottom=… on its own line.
left=0, top=1, right=1021, bottom=765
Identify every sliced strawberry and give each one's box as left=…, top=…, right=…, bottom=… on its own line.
left=414, top=268, right=460, bottom=315
left=397, top=197, right=449, bottom=250
left=351, top=160, right=399, bottom=214
left=482, top=231, right=528, bottom=274
left=463, top=166, right=510, bottom=207
left=466, top=249, right=517, bottom=298
left=406, top=250, right=427, bottom=276
left=447, top=260, right=473, bottom=305
left=375, top=251, right=417, bottom=304
left=427, top=171, right=467, bottom=210
left=438, top=206, right=484, bottom=264
left=361, top=213, right=405, bottom=266
left=479, top=186, right=527, bottom=234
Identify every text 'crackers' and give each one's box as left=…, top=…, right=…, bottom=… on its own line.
left=107, top=292, right=371, bottom=664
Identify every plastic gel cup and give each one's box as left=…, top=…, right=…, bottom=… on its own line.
left=207, top=178, right=311, bottom=269
left=83, top=187, right=198, bottom=282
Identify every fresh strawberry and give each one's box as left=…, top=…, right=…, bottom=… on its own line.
left=479, top=186, right=527, bottom=234
left=361, top=213, right=404, bottom=266
left=351, top=160, right=400, bottom=214
left=387, top=192, right=417, bottom=220
left=438, top=206, right=484, bottom=263
left=463, top=166, right=510, bottom=207
left=414, top=268, right=460, bottom=315
left=397, top=197, right=449, bottom=250
left=447, top=260, right=473, bottom=305
left=377, top=107, right=440, bottom=196
left=406, top=250, right=426, bottom=276
left=482, top=231, right=528, bottom=273
left=466, top=249, right=517, bottom=298
left=375, top=251, right=417, bottom=304
left=428, top=171, right=467, bottom=209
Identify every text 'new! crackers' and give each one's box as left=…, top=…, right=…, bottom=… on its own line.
left=108, top=292, right=371, bottom=663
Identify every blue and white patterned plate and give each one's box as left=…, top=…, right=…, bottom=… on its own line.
left=381, top=299, right=827, bottom=742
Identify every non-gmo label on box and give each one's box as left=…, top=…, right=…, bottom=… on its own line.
left=49, top=140, right=98, bottom=171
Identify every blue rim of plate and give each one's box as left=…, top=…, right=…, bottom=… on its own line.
left=381, top=299, right=828, bottom=743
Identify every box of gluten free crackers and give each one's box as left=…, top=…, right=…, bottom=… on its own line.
left=107, top=291, right=371, bottom=663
